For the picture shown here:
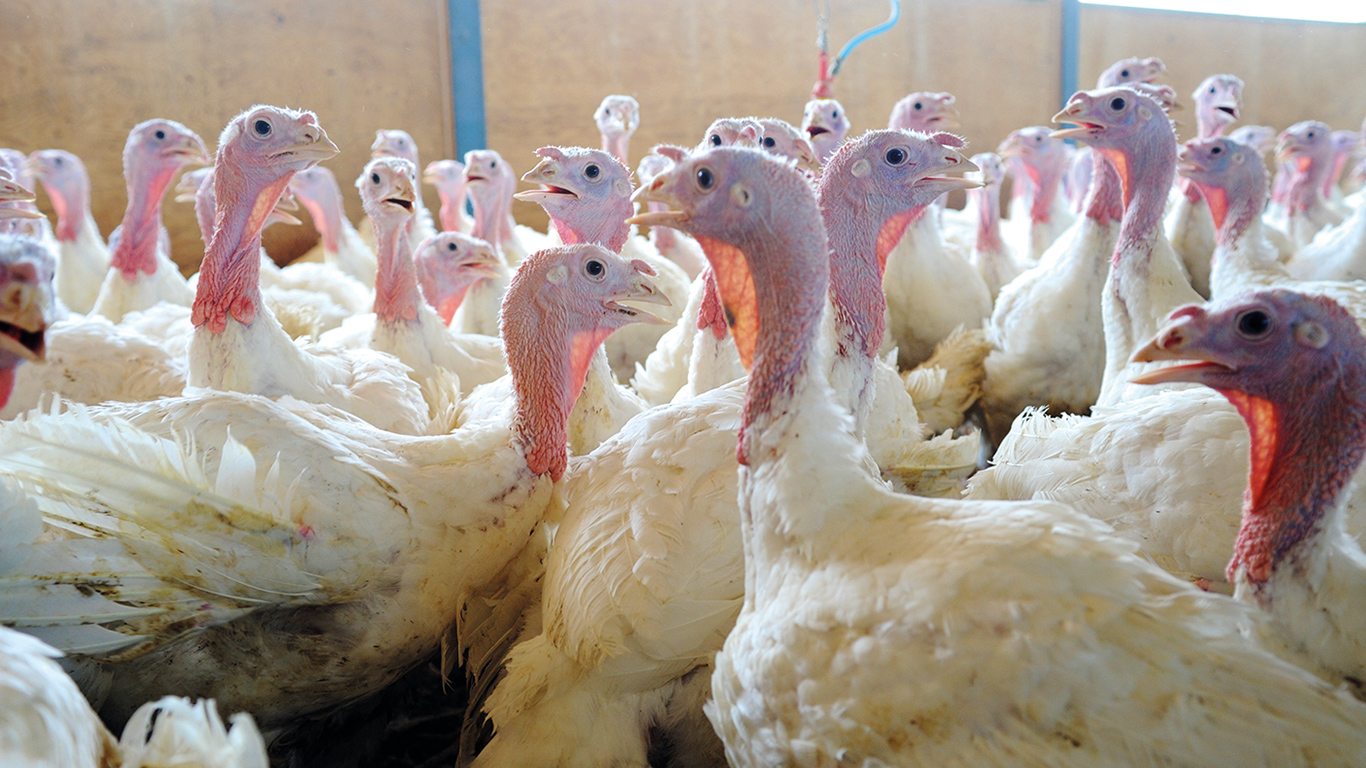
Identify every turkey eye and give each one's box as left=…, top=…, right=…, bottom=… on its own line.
left=154, top=129, right=166, bottom=140
left=762, top=137, right=776, bottom=148
left=253, top=120, right=271, bottom=137
left=1209, top=86, right=1216, bottom=94
left=885, top=147, right=907, bottom=165
left=696, top=167, right=714, bottom=189
left=1120, top=69, right=1130, bottom=78
left=584, top=259, right=605, bottom=278
left=1210, top=146, right=1222, bottom=155
left=447, top=242, right=457, bottom=251
left=1109, top=97, right=1126, bottom=111
left=53, top=157, right=63, bottom=166
left=831, top=111, right=839, bottom=119
left=710, top=134, right=722, bottom=147
left=371, top=172, right=382, bottom=185
left=1307, top=131, right=1315, bottom=139
left=584, top=163, right=601, bottom=179
left=1236, top=309, right=1272, bottom=338
left=913, top=102, right=923, bottom=110
left=490, top=160, right=497, bottom=167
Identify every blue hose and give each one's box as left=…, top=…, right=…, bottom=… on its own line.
left=830, top=0, right=901, bottom=78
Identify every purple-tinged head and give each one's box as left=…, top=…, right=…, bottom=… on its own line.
left=1228, top=125, right=1277, bottom=157
left=1132, top=290, right=1366, bottom=584
left=28, top=150, right=91, bottom=242
left=1096, top=56, right=1165, bottom=88
left=888, top=92, right=959, bottom=133
left=700, top=118, right=762, bottom=151
left=1177, top=136, right=1264, bottom=232
left=1051, top=86, right=1174, bottom=203
left=125, top=119, right=210, bottom=181
left=755, top=118, right=819, bottom=174
left=1276, top=121, right=1333, bottom=169
left=414, top=231, right=504, bottom=325
left=1193, top=74, right=1244, bottom=139
left=515, top=146, right=633, bottom=252
left=356, top=156, right=417, bottom=225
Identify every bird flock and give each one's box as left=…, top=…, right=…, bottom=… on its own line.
left=2, top=51, right=1366, bottom=767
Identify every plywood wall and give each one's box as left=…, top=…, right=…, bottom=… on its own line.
left=3, top=0, right=1365, bottom=271
left=0, top=0, right=453, bottom=270
left=1079, top=5, right=1366, bottom=144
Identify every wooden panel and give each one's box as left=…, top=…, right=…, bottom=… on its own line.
left=482, top=0, right=1063, bottom=226
left=0, top=0, right=454, bottom=270
left=1079, top=6, right=1366, bottom=144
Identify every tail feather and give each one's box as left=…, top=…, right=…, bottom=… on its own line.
left=902, top=326, right=992, bottom=434
left=119, top=696, right=268, bottom=768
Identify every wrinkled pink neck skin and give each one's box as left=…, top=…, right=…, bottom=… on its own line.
left=469, top=178, right=516, bottom=247
left=37, top=170, right=90, bottom=243
left=192, top=172, right=217, bottom=247
left=1026, top=156, right=1066, bottom=225
left=190, top=164, right=294, bottom=332
left=433, top=178, right=469, bottom=233
left=1227, top=384, right=1366, bottom=593
left=1286, top=153, right=1331, bottom=215
left=1270, top=161, right=1293, bottom=206
left=972, top=183, right=1004, bottom=253
left=601, top=131, right=631, bottom=168
left=1192, top=163, right=1264, bottom=253
left=371, top=209, right=421, bottom=323
left=544, top=192, right=630, bottom=253
left=421, top=273, right=480, bottom=326
left=1095, top=122, right=1175, bottom=268
left=1083, top=151, right=1124, bottom=228
left=505, top=303, right=615, bottom=482
left=108, top=158, right=181, bottom=279
left=296, top=174, right=343, bottom=253
left=696, top=266, right=728, bottom=340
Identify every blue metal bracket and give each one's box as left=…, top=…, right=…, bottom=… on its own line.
left=449, top=0, right=486, bottom=159
left=1060, top=0, right=1080, bottom=106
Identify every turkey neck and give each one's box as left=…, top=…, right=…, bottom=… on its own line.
left=190, top=165, right=292, bottom=332
left=108, top=159, right=179, bottom=279
left=972, top=182, right=1004, bottom=253
left=372, top=210, right=421, bottom=324
left=436, top=183, right=468, bottom=233
left=548, top=191, right=629, bottom=253
left=1083, top=152, right=1124, bottom=227
left=1286, top=154, right=1331, bottom=215
left=470, top=179, right=515, bottom=249
left=44, top=173, right=90, bottom=243
left=1027, top=159, right=1065, bottom=225
left=1225, top=382, right=1366, bottom=599
left=298, top=177, right=342, bottom=253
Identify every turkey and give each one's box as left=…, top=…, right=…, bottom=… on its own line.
left=464, top=132, right=984, bottom=768
left=362, top=129, right=438, bottom=252
left=516, top=145, right=689, bottom=383
left=414, top=230, right=504, bottom=326
left=449, top=149, right=530, bottom=337
left=1274, top=121, right=1346, bottom=249
left=0, top=243, right=664, bottom=738
left=634, top=153, right=707, bottom=280
left=997, top=126, right=1074, bottom=263
left=964, top=152, right=1023, bottom=300
left=318, top=156, right=507, bottom=392
left=0, top=234, right=57, bottom=415
left=289, top=164, right=379, bottom=286
left=1165, top=74, right=1243, bottom=299
left=27, top=150, right=109, bottom=314
left=1132, top=289, right=1366, bottom=696
left=595, top=94, right=640, bottom=166
left=634, top=132, right=1366, bottom=768
left=89, top=119, right=209, bottom=323
left=424, top=158, right=474, bottom=234
left=800, top=98, right=849, bottom=165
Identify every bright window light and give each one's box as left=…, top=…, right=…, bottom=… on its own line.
left=1079, top=0, right=1366, bottom=24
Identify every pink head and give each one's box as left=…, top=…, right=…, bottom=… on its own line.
left=0, top=153, right=41, bottom=237
left=1228, top=125, right=1277, bottom=157
left=999, top=126, right=1070, bottom=221
left=0, top=234, right=57, bottom=408
left=463, top=149, right=517, bottom=243
left=1178, top=136, right=1265, bottom=234
left=888, top=92, right=960, bottom=133
left=423, top=159, right=469, bottom=233
left=191, top=105, right=338, bottom=332
left=514, top=146, right=633, bottom=252
left=105, top=119, right=209, bottom=277
left=801, top=99, right=851, bottom=165
left=630, top=146, right=827, bottom=464
left=1277, top=121, right=1334, bottom=210
left=820, top=130, right=977, bottom=359
left=288, top=165, right=345, bottom=252
left=1193, top=74, right=1244, bottom=139
left=1052, top=86, right=1175, bottom=205
left=755, top=118, right=819, bottom=174
left=1327, top=129, right=1363, bottom=193
left=371, top=129, right=421, bottom=168
left=1096, top=56, right=1165, bottom=87
left=358, top=157, right=420, bottom=322
left=969, top=151, right=1006, bottom=189
left=27, top=150, right=91, bottom=242
left=501, top=244, right=667, bottom=480
left=414, top=231, right=504, bottom=325
left=1132, top=290, right=1366, bottom=587
left=0, top=168, right=39, bottom=213
left=700, top=118, right=763, bottom=150
left=595, top=95, right=640, bottom=165
left=357, top=156, right=418, bottom=228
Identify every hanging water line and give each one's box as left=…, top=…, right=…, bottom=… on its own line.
left=812, top=0, right=902, bottom=99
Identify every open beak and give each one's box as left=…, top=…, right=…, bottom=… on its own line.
left=1049, top=104, right=1101, bottom=140
left=459, top=247, right=504, bottom=280
left=0, top=279, right=49, bottom=362
left=165, top=134, right=211, bottom=166
left=1215, top=102, right=1240, bottom=120
left=626, top=180, right=689, bottom=228
left=1128, top=319, right=1231, bottom=386
left=928, top=105, right=961, bottom=129
left=1176, top=147, right=1206, bottom=175
left=0, top=179, right=38, bottom=207
left=608, top=267, right=672, bottom=325
left=514, top=160, right=578, bottom=203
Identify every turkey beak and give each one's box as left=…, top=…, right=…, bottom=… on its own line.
left=1214, top=102, right=1240, bottom=120
left=1049, top=104, right=1096, bottom=141
left=610, top=262, right=672, bottom=325
left=284, top=128, right=341, bottom=163
left=934, top=104, right=962, bottom=129
left=0, top=179, right=38, bottom=208
left=462, top=246, right=504, bottom=280
left=264, top=208, right=302, bottom=227
left=513, top=159, right=575, bottom=203
left=626, top=177, right=688, bottom=228
left=166, top=134, right=211, bottom=166
left=1128, top=310, right=1232, bottom=386
left=0, top=273, right=50, bottom=362
left=997, top=133, right=1023, bottom=159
